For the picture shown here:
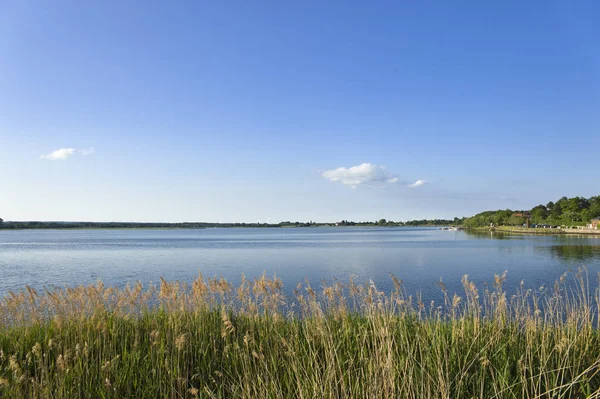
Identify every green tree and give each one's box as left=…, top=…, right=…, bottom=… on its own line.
left=565, top=197, right=589, bottom=214
left=562, top=211, right=579, bottom=226
left=581, top=209, right=591, bottom=225
left=531, top=205, right=548, bottom=223
left=590, top=197, right=600, bottom=218
left=506, top=215, right=525, bottom=226
left=494, top=210, right=513, bottom=225
left=378, top=218, right=387, bottom=225
left=549, top=202, right=563, bottom=220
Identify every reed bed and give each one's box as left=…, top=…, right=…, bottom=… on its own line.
left=1, top=269, right=599, bottom=398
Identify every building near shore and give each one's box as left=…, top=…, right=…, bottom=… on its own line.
left=512, top=212, right=532, bottom=218
left=591, top=218, right=600, bottom=229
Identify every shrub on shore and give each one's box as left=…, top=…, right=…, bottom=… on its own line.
left=1, top=270, right=599, bottom=398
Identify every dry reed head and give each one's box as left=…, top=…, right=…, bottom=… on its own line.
left=1, top=268, right=598, bottom=332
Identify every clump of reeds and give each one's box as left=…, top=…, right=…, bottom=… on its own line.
left=0, top=268, right=599, bottom=398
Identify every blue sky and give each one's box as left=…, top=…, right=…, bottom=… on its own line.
left=1, top=0, right=599, bottom=222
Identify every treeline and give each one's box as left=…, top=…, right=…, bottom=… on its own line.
left=0, top=221, right=284, bottom=229
left=403, top=218, right=460, bottom=226
left=0, top=219, right=460, bottom=230
left=462, top=195, right=600, bottom=228
left=336, top=219, right=457, bottom=226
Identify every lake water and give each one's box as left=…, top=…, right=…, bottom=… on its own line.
left=1, top=227, right=600, bottom=302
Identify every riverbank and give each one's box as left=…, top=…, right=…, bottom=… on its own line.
left=472, top=225, right=600, bottom=236
left=1, top=273, right=599, bottom=398
left=0, top=223, right=441, bottom=230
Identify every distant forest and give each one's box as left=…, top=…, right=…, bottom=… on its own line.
left=333, top=219, right=456, bottom=227
left=0, top=221, right=283, bottom=229
left=0, top=219, right=454, bottom=230
left=462, top=195, right=600, bottom=228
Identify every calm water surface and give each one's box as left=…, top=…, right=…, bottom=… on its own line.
left=1, top=227, right=600, bottom=301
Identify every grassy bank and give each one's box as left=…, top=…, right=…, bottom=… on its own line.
left=472, top=226, right=600, bottom=237
left=1, top=272, right=600, bottom=398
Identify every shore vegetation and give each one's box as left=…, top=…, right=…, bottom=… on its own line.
left=1, top=270, right=599, bottom=398
left=462, top=195, right=600, bottom=228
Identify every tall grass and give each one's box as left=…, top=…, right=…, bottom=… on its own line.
left=1, top=269, right=599, bottom=398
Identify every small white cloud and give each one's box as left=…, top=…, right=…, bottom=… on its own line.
left=322, top=163, right=398, bottom=188
left=409, top=179, right=428, bottom=188
left=40, top=147, right=95, bottom=160
left=79, top=147, right=95, bottom=156
left=40, top=148, right=76, bottom=160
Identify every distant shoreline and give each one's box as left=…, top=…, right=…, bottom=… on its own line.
left=472, top=226, right=600, bottom=237
left=0, top=222, right=451, bottom=231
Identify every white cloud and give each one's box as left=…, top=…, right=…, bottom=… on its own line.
left=409, top=179, right=428, bottom=188
left=79, top=147, right=95, bottom=156
left=322, top=163, right=398, bottom=188
left=40, top=147, right=95, bottom=160
left=40, top=148, right=76, bottom=160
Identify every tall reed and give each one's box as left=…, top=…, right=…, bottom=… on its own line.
left=1, top=269, right=599, bottom=398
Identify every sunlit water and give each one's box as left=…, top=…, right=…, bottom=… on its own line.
left=1, top=227, right=599, bottom=302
